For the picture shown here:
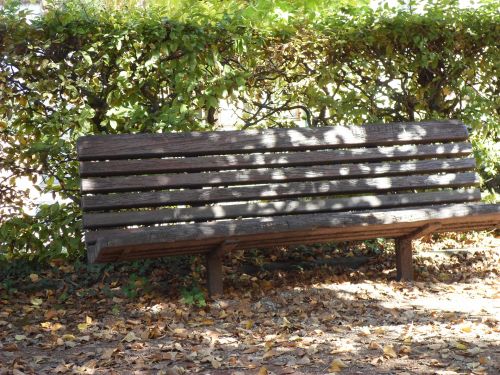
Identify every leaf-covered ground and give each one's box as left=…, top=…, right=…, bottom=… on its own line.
left=0, top=232, right=499, bottom=374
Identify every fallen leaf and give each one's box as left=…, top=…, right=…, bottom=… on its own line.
left=455, top=342, right=468, bottom=350
left=3, top=343, right=18, bottom=351
left=368, top=341, right=382, bottom=350
left=31, top=298, right=43, bottom=306
left=15, top=334, right=27, bottom=341
left=29, top=273, right=39, bottom=282
left=297, top=356, right=310, bottom=365
left=383, top=345, right=397, bottom=358
left=101, top=348, right=116, bottom=359
left=77, top=323, right=88, bottom=331
left=359, top=327, right=371, bottom=336
left=329, top=358, right=347, bottom=372
left=44, top=309, right=58, bottom=320
left=123, top=331, right=138, bottom=342
left=148, top=325, right=162, bottom=339
left=399, top=345, right=411, bottom=354
left=257, top=367, right=268, bottom=375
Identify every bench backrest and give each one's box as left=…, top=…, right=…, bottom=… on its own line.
left=77, top=120, right=480, bottom=233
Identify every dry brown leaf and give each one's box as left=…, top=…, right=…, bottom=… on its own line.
left=3, top=343, right=18, bottom=351
left=243, top=346, right=259, bottom=354
left=123, top=331, right=138, bottom=342
left=399, top=345, right=411, bottom=354
left=368, top=341, right=382, bottom=350
left=329, top=358, right=347, bottom=372
left=383, top=345, right=397, bottom=358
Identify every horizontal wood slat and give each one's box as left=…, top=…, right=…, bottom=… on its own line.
left=90, top=218, right=499, bottom=263
left=79, top=142, right=473, bottom=177
left=77, top=120, right=468, bottom=160
left=85, top=203, right=499, bottom=253
left=81, top=158, right=476, bottom=193
left=82, top=188, right=481, bottom=229
left=88, top=215, right=499, bottom=262
left=81, top=172, right=479, bottom=211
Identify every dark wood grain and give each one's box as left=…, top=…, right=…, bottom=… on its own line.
left=85, top=203, right=499, bottom=259
left=81, top=158, right=476, bottom=193
left=395, top=237, right=414, bottom=281
left=81, top=172, right=479, bottom=211
left=82, top=189, right=481, bottom=229
left=79, top=142, right=473, bottom=177
left=77, top=121, right=468, bottom=160
left=88, top=218, right=498, bottom=263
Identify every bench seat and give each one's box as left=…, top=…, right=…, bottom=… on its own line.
left=77, top=120, right=500, bottom=294
left=86, top=202, right=499, bottom=263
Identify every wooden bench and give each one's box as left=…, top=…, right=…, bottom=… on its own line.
left=77, top=120, right=499, bottom=295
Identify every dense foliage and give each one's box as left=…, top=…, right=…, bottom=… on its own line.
left=1, top=0, right=499, bottom=260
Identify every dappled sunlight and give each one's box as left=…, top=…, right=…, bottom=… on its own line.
left=1, top=234, right=498, bottom=373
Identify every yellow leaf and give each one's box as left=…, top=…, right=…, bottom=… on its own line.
left=31, top=298, right=43, bottom=306
left=86, top=316, right=93, bottom=324
left=460, top=325, right=472, bottom=333
left=282, top=317, right=292, bottom=328
left=77, top=323, right=88, bottom=331
left=62, top=334, right=75, bottom=341
left=264, top=341, right=274, bottom=351
left=15, top=335, right=27, bottom=341
left=455, top=342, right=468, bottom=350
left=383, top=345, right=397, bottom=358
left=257, top=366, right=268, bottom=375
left=29, top=274, right=39, bottom=283
left=329, top=359, right=347, bottom=372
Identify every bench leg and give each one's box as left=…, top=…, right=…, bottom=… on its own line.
left=395, top=236, right=414, bottom=281
left=206, top=241, right=238, bottom=297
left=206, top=250, right=224, bottom=296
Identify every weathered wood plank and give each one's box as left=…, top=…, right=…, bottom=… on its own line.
left=87, top=204, right=500, bottom=263
left=92, top=217, right=499, bottom=263
left=81, top=158, right=476, bottom=193
left=82, top=189, right=481, bottom=229
left=79, top=142, right=473, bottom=177
left=77, top=121, right=468, bottom=160
left=87, top=219, right=497, bottom=258
left=81, top=172, right=479, bottom=211
left=89, top=203, right=500, bottom=250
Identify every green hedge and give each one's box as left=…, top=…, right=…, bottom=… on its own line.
left=1, top=0, right=499, bottom=260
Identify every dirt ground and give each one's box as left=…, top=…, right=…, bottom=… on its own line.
left=0, top=232, right=499, bottom=374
